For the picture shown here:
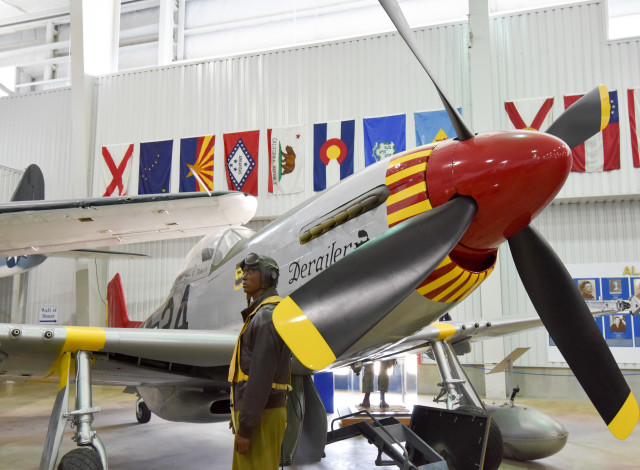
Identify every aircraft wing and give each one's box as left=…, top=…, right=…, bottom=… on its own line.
left=395, top=300, right=634, bottom=354
left=0, top=191, right=257, bottom=257
left=0, top=324, right=238, bottom=387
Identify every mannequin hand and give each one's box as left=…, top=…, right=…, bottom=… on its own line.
left=235, top=434, right=251, bottom=454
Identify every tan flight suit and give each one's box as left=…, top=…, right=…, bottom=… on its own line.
left=229, top=288, right=291, bottom=470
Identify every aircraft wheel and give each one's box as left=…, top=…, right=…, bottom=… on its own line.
left=136, top=398, right=152, bottom=423
left=457, top=405, right=503, bottom=470
left=57, top=447, right=103, bottom=470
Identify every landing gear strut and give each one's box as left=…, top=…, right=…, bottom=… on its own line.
left=40, top=350, right=107, bottom=470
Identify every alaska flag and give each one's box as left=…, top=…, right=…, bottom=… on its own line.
left=414, top=108, right=462, bottom=145
left=139, top=140, right=173, bottom=194
left=313, top=120, right=355, bottom=192
left=564, top=90, right=620, bottom=172
left=180, top=135, right=214, bottom=192
left=363, top=114, right=406, bottom=166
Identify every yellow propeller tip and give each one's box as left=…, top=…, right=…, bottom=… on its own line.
left=272, top=296, right=336, bottom=371
left=608, top=392, right=639, bottom=440
left=598, top=84, right=610, bottom=131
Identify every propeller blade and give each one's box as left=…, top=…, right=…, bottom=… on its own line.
left=509, top=225, right=639, bottom=439
left=273, top=196, right=477, bottom=370
left=378, top=0, right=475, bottom=141
left=545, top=85, right=611, bottom=149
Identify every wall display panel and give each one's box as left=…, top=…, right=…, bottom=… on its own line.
left=501, top=200, right=640, bottom=369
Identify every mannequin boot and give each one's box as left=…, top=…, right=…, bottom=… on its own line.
left=360, top=392, right=371, bottom=407
left=380, top=392, right=389, bottom=408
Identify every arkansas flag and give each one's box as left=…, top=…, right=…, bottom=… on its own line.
left=564, top=91, right=620, bottom=172
left=504, top=97, right=554, bottom=131
left=99, top=143, right=134, bottom=197
left=224, top=130, right=259, bottom=196
left=139, top=140, right=173, bottom=194
left=363, top=114, right=406, bottom=166
left=180, top=135, right=214, bottom=192
left=628, top=88, right=640, bottom=168
left=268, top=126, right=305, bottom=194
left=313, top=120, right=354, bottom=192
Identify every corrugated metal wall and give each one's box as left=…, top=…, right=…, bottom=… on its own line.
left=0, top=2, right=639, bottom=371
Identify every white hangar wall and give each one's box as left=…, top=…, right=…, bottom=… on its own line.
left=0, top=2, right=638, bottom=373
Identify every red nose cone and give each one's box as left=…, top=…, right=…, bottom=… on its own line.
left=427, top=131, right=571, bottom=255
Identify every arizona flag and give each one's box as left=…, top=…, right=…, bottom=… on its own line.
left=564, top=90, right=620, bottom=172
left=139, top=140, right=173, bottom=194
left=313, top=120, right=355, bottom=191
left=224, top=130, right=259, bottom=196
left=180, top=135, right=214, bottom=192
left=99, top=143, right=134, bottom=197
left=363, top=114, right=406, bottom=166
left=628, top=88, right=640, bottom=168
left=504, top=97, right=554, bottom=131
left=414, top=108, right=462, bottom=145
left=268, top=125, right=305, bottom=194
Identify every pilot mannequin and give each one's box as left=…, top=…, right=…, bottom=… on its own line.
left=228, top=253, right=291, bottom=470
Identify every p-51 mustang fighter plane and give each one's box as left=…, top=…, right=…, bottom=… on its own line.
left=1, top=0, right=638, bottom=469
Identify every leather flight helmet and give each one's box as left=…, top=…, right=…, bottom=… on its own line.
left=237, top=253, right=280, bottom=288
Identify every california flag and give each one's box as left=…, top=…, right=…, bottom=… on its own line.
left=268, top=126, right=305, bottom=194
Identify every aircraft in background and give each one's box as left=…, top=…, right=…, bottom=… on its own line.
left=0, top=164, right=256, bottom=278
left=0, top=0, right=638, bottom=469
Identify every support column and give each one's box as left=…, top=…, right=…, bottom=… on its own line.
left=158, top=0, right=176, bottom=66
left=70, top=0, right=120, bottom=198
left=70, top=0, right=120, bottom=326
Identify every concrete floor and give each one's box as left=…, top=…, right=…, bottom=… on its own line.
left=1, top=381, right=639, bottom=470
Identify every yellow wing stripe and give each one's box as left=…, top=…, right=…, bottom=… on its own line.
left=387, top=199, right=433, bottom=226
left=387, top=181, right=427, bottom=206
left=598, top=85, right=610, bottom=131
left=62, top=327, right=107, bottom=353
left=608, top=392, right=639, bottom=440
left=58, top=352, right=71, bottom=392
left=433, top=323, right=457, bottom=341
left=272, top=297, right=336, bottom=370
left=385, top=163, right=427, bottom=186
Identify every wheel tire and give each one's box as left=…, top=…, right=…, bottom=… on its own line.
left=136, top=399, right=152, bottom=423
left=57, top=447, right=103, bottom=470
left=457, top=405, right=504, bottom=470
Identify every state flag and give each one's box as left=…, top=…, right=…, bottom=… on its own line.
left=99, top=143, right=134, bottom=197
left=139, top=140, right=173, bottom=194
left=224, top=130, right=259, bottom=196
left=628, top=88, right=640, bottom=168
left=564, top=90, right=620, bottom=172
left=180, top=135, right=214, bottom=192
left=268, top=126, right=305, bottom=194
left=504, top=97, right=554, bottom=131
left=313, top=120, right=355, bottom=192
left=363, top=114, right=406, bottom=166
left=414, top=108, right=462, bottom=145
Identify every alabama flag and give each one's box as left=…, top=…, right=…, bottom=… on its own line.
left=268, top=125, right=305, bottom=194
left=564, top=90, right=620, bottom=172
left=313, top=120, right=355, bottom=192
left=98, top=143, right=134, bottom=197
left=504, top=97, right=554, bottom=131
left=628, top=88, right=640, bottom=168
left=224, top=130, right=259, bottom=196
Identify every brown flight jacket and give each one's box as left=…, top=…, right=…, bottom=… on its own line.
left=232, top=288, right=291, bottom=439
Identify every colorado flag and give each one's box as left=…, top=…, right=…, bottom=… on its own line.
left=313, top=120, right=354, bottom=192
left=414, top=108, right=462, bottom=145
left=564, top=90, right=620, bottom=172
